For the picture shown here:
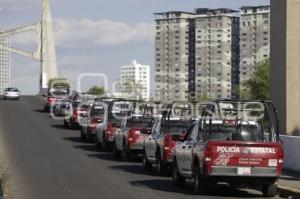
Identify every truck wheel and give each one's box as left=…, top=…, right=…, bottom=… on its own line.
left=142, top=150, right=152, bottom=170
left=113, top=142, right=120, bottom=158
left=193, top=164, right=207, bottom=194
left=262, top=184, right=278, bottom=197
left=103, top=133, right=108, bottom=151
left=80, top=129, right=87, bottom=141
left=172, top=160, right=185, bottom=186
left=70, top=119, right=75, bottom=129
left=156, top=153, right=166, bottom=176
left=122, top=143, right=131, bottom=161
left=63, top=119, right=68, bottom=128
left=95, top=135, right=102, bottom=149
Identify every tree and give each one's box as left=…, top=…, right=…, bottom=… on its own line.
left=241, top=59, right=270, bottom=100
left=122, top=78, right=144, bottom=100
left=87, top=86, right=106, bottom=96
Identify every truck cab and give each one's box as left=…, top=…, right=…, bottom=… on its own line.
left=80, top=102, right=105, bottom=141
left=95, top=99, right=131, bottom=150
left=172, top=100, right=284, bottom=197
left=143, top=101, right=194, bottom=176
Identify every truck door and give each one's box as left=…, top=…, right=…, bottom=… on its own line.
left=145, top=118, right=160, bottom=159
left=115, top=117, right=127, bottom=150
left=176, top=124, right=194, bottom=171
left=182, top=123, right=199, bottom=172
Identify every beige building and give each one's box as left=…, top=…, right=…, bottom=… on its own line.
left=0, top=36, right=10, bottom=94
left=240, top=6, right=270, bottom=85
left=120, top=60, right=150, bottom=100
left=194, top=9, right=239, bottom=99
left=154, top=11, right=196, bottom=101
left=270, top=0, right=300, bottom=135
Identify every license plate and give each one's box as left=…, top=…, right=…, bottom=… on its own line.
left=237, top=167, right=251, bottom=175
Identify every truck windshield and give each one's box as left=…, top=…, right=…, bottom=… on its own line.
left=206, top=124, right=263, bottom=142
left=91, top=108, right=105, bottom=117
left=129, top=117, right=153, bottom=128
left=165, top=120, right=192, bottom=134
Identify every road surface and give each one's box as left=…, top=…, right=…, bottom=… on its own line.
left=0, top=96, right=280, bottom=199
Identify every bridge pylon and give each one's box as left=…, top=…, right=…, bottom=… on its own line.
left=0, top=0, right=58, bottom=94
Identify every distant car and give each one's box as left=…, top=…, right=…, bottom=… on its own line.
left=4, top=87, right=20, bottom=100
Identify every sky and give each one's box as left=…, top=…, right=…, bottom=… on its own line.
left=0, top=0, right=269, bottom=94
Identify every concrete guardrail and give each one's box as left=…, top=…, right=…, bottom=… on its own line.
left=280, top=135, right=300, bottom=171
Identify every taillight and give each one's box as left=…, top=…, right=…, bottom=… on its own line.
left=73, top=109, right=77, bottom=117
left=128, top=129, right=141, bottom=147
left=91, top=118, right=102, bottom=124
left=164, top=134, right=172, bottom=150
left=203, top=146, right=212, bottom=175
left=47, top=97, right=57, bottom=104
left=277, top=145, right=284, bottom=175
left=163, top=134, right=175, bottom=161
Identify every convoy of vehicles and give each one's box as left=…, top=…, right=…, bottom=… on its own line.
left=4, top=87, right=20, bottom=100
left=37, top=93, right=285, bottom=197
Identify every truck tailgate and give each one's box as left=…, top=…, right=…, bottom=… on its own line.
left=207, top=141, right=283, bottom=176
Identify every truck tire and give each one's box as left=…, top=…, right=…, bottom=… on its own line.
left=122, top=141, right=131, bottom=161
left=142, top=150, right=152, bottom=170
left=80, top=129, right=87, bottom=141
left=193, top=164, right=207, bottom=194
left=172, top=159, right=185, bottom=186
left=156, top=152, right=166, bottom=176
left=102, top=133, right=109, bottom=151
left=113, top=142, right=120, bottom=158
left=262, top=184, right=278, bottom=197
left=63, top=119, right=68, bottom=128
left=70, top=119, right=75, bottom=129
left=95, top=135, right=102, bottom=149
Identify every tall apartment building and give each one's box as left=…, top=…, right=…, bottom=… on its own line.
left=194, top=9, right=240, bottom=99
left=120, top=60, right=150, bottom=100
left=154, top=11, right=196, bottom=101
left=239, top=6, right=270, bottom=85
left=0, top=36, right=10, bottom=94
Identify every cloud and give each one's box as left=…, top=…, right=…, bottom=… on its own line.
left=9, top=17, right=154, bottom=48
left=54, top=18, right=154, bottom=47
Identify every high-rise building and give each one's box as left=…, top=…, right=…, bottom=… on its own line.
left=120, top=60, right=150, bottom=100
left=0, top=36, right=10, bottom=94
left=194, top=9, right=240, bottom=99
left=270, top=0, right=300, bottom=135
left=239, top=6, right=270, bottom=85
left=154, top=11, right=196, bottom=101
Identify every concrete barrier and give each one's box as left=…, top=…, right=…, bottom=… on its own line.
left=280, top=135, right=300, bottom=171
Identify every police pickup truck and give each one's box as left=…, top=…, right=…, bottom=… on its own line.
left=171, top=100, right=284, bottom=197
